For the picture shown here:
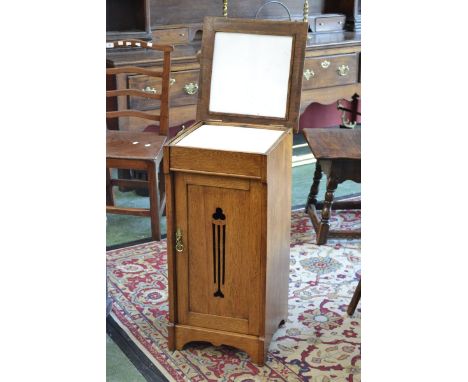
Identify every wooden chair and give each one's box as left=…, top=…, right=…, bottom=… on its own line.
left=106, top=40, right=173, bottom=241
left=303, top=127, right=361, bottom=245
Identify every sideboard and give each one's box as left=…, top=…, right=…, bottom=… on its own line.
left=106, top=1, right=361, bottom=133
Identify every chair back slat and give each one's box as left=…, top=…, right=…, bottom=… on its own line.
left=106, top=110, right=161, bottom=122
left=106, top=89, right=161, bottom=100
left=106, top=39, right=172, bottom=136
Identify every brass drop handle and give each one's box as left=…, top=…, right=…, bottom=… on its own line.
left=321, top=60, right=331, bottom=69
left=142, top=86, right=158, bottom=94
left=303, top=69, right=315, bottom=81
left=169, top=78, right=176, bottom=86
left=337, top=64, right=350, bottom=76
left=175, top=228, right=184, bottom=253
left=184, top=82, right=199, bottom=95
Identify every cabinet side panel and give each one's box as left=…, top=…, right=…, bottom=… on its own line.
left=247, top=180, right=266, bottom=337
left=264, top=131, right=292, bottom=352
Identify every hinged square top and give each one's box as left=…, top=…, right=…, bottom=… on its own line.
left=196, top=17, right=308, bottom=130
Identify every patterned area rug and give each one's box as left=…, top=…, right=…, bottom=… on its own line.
left=107, top=210, right=361, bottom=381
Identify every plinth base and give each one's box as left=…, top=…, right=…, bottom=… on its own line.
left=168, top=323, right=267, bottom=366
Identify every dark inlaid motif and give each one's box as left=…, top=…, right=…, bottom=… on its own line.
left=212, top=207, right=226, bottom=298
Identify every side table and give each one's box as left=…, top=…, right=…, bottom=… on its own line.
left=303, top=127, right=361, bottom=244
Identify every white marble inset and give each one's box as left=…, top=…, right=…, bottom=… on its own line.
left=175, top=124, right=284, bottom=154
left=209, top=32, right=293, bottom=119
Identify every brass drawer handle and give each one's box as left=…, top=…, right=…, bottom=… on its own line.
left=303, top=69, right=315, bottom=81
left=321, top=60, right=331, bottom=69
left=175, top=228, right=184, bottom=252
left=142, top=79, right=174, bottom=93
left=184, top=82, right=199, bottom=95
left=142, top=86, right=158, bottom=94
left=337, top=64, right=350, bottom=76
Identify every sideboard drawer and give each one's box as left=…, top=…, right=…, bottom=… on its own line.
left=152, top=27, right=189, bottom=44
left=128, top=69, right=200, bottom=110
left=121, top=104, right=197, bottom=132
left=302, top=53, right=359, bottom=90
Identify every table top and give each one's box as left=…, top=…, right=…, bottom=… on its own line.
left=107, top=32, right=360, bottom=67
left=303, top=127, right=360, bottom=160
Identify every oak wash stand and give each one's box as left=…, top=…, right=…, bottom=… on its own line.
left=163, top=17, right=307, bottom=366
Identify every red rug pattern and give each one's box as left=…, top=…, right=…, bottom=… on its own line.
left=107, top=210, right=361, bottom=381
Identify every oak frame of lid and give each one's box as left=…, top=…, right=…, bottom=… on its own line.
left=196, top=17, right=308, bottom=130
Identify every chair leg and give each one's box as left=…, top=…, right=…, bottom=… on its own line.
left=305, top=162, right=322, bottom=212
left=347, top=279, right=361, bottom=316
left=106, top=167, right=114, bottom=206
left=317, top=177, right=338, bottom=245
left=350, top=93, right=360, bottom=124
left=147, top=161, right=161, bottom=241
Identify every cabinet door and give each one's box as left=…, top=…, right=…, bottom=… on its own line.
left=174, top=173, right=264, bottom=335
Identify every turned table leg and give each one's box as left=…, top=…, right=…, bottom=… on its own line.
left=305, top=162, right=322, bottom=212
left=350, top=93, right=360, bottom=124
left=347, top=279, right=361, bottom=316
left=317, top=176, right=338, bottom=245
